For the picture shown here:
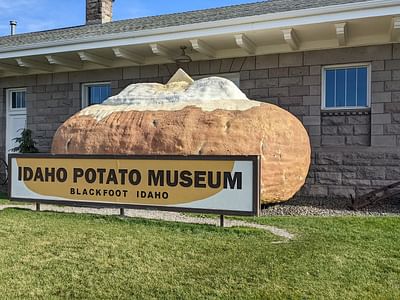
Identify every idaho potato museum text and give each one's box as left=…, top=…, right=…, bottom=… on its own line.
left=18, top=167, right=243, bottom=189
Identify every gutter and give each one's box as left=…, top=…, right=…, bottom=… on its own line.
left=0, top=0, right=399, bottom=59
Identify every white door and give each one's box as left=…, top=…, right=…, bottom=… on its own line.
left=6, top=88, right=27, bottom=159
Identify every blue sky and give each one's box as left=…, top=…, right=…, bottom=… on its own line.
left=0, top=0, right=257, bottom=36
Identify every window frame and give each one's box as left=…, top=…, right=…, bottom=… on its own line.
left=321, top=63, right=371, bottom=110
left=7, top=88, right=27, bottom=113
left=81, top=82, right=111, bottom=108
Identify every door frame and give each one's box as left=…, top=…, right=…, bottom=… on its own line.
left=5, top=87, right=27, bottom=159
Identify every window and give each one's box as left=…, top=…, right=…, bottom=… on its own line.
left=322, top=64, right=370, bottom=109
left=82, top=83, right=111, bottom=107
left=8, top=88, right=26, bottom=111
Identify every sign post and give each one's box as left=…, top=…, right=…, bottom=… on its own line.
left=9, top=154, right=260, bottom=217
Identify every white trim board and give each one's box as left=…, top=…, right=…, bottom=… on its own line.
left=0, top=0, right=398, bottom=59
left=321, top=63, right=372, bottom=110
left=5, top=88, right=27, bottom=160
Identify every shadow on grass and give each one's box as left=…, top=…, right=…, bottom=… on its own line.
left=0, top=207, right=270, bottom=237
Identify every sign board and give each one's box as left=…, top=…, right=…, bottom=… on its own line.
left=9, top=154, right=260, bottom=216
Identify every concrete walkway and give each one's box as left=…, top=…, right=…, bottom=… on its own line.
left=0, top=204, right=295, bottom=240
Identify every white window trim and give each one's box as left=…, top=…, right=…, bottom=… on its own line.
left=321, top=63, right=371, bottom=110
left=193, top=73, right=240, bottom=87
left=7, top=88, right=27, bottom=113
left=81, top=82, right=111, bottom=108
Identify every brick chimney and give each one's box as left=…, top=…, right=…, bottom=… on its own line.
left=86, top=0, right=114, bottom=25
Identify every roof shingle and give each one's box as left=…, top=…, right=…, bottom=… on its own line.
left=0, top=0, right=372, bottom=48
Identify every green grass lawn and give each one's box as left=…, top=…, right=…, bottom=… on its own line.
left=0, top=209, right=398, bottom=299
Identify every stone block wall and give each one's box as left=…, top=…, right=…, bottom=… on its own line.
left=1, top=43, right=400, bottom=199
left=301, top=148, right=400, bottom=198
left=321, top=113, right=371, bottom=146
left=242, top=44, right=400, bottom=149
left=370, top=44, right=400, bottom=147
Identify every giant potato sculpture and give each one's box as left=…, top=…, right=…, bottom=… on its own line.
left=52, top=69, right=311, bottom=203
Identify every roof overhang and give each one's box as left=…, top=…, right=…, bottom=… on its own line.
left=0, top=0, right=399, bottom=77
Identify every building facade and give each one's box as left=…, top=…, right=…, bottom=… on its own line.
left=0, top=0, right=399, bottom=199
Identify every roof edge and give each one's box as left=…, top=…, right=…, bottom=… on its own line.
left=0, top=0, right=398, bottom=58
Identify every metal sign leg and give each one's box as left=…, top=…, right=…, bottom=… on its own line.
left=120, top=208, right=125, bottom=217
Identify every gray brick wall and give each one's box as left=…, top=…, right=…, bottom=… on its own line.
left=321, top=113, right=371, bottom=146
left=1, top=43, right=400, bottom=199
left=301, top=148, right=400, bottom=198
left=28, top=80, right=80, bottom=151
